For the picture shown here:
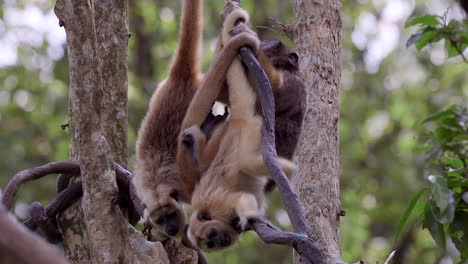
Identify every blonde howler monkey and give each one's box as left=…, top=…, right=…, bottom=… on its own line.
left=133, top=0, right=261, bottom=239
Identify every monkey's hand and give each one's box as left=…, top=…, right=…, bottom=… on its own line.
left=226, top=26, right=260, bottom=56
left=220, top=1, right=243, bottom=25
left=221, top=2, right=250, bottom=44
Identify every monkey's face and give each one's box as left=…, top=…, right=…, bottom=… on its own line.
left=261, top=39, right=299, bottom=72
left=188, top=209, right=242, bottom=251
left=144, top=188, right=186, bottom=238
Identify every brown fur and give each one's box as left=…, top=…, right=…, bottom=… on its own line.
left=185, top=5, right=297, bottom=251
left=178, top=28, right=306, bottom=199
left=133, top=0, right=203, bottom=239
left=133, top=0, right=266, bottom=239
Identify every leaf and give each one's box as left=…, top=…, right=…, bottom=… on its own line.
left=449, top=211, right=468, bottom=261
left=432, top=176, right=450, bottom=212
left=407, top=31, right=423, bottom=48
left=429, top=186, right=455, bottom=224
left=396, top=188, right=427, bottom=240
left=423, top=109, right=455, bottom=123
left=423, top=202, right=446, bottom=249
left=405, top=14, right=441, bottom=28
left=445, top=39, right=460, bottom=58
left=441, top=157, right=464, bottom=169
left=416, top=29, right=439, bottom=51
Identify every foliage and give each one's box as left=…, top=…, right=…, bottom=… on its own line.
left=400, top=107, right=468, bottom=261
left=406, top=14, right=468, bottom=61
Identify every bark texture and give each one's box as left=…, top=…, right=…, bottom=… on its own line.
left=54, top=0, right=169, bottom=263
left=289, top=0, right=343, bottom=263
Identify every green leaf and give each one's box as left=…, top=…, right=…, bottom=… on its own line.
left=396, top=188, right=427, bottom=240
left=432, top=176, right=450, bottom=212
left=423, top=109, right=455, bottom=123
left=423, top=202, right=446, bottom=249
left=405, top=14, right=441, bottom=28
left=441, top=157, right=464, bottom=169
left=445, top=39, right=460, bottom=58
left=407, top=31, right=423, bottom=48
left=449, top=211, right=468, bottom=261
left=416, top=29, right=439, bottom=51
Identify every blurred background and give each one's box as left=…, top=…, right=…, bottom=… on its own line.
left=0, top=0, right=467, bottom=263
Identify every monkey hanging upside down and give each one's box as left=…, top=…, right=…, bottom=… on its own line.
left=182, top=4, right=297, bottom=251
left=134, top=0, right=306, bottom=243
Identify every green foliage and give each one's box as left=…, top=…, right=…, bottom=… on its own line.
left=400, top=107, right=468, bottom=261
left=406, top=14, right=468, bottom=59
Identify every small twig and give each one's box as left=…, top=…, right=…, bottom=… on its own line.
left=256, top=25, right=281, bottom=34
left=268, top=16, right=284, bottom=27
left=383, top=250, right=396, bottom=264
left=451, top=40, right=468, bottom=64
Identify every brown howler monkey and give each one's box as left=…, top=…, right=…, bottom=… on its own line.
left=183, top=5, right=297, bottom=251
left=133, top=0, right=262, bottom=239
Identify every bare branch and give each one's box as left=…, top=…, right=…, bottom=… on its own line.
left=248, top=218, right=326, bottom=264
left=1, top=161, right=80, bottom=210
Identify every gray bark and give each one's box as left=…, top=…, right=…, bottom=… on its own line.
left=289, top=0, right=343, bottom=263
left=54, top=0, right=169, bottom=263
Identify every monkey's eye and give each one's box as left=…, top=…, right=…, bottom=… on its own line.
left=155, top=216, right=164, bottom=225
left=167, top=211, right=178, bottom=219
left=197, top=212, right=212, bottom=222
left=288, top=52, right=298, bottom=64
left=169, top=189, right=179, bottom=202
left=230, top=215, right=242, bottom=232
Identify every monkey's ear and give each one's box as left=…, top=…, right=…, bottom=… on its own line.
left=288, top=52, right=299, bottom=65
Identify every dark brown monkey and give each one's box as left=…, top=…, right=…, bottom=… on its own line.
left=133, top=0, right=262, bottom=239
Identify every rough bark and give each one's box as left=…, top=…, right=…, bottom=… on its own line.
left=289, top=0, right=343, bottom=263
left=54, top=0, right=170, bottom=263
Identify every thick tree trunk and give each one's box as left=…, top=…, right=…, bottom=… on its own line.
left=54, top=0, right=169, bottom=263
left=289, top=0, right=343, bottom=263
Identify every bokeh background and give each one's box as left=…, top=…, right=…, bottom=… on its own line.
left=0, top=0, right=467, bottom=263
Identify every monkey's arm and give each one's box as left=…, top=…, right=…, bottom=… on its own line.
left=167, top=0, right=203, bottom=79
left=176, top=32, right=259, bottom=197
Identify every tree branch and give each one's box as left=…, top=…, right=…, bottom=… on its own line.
left=1, top=161, right=80, bottom=211
left=1, top=161, right=207, bottom=264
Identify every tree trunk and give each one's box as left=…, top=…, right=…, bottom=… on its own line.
left=289, top=0, right=343, bottom=263
left=54, top=0, right=169, bottom=263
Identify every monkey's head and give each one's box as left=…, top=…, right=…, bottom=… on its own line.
left=144, top=185, right=186, bottom=239
left=188, top=190, right=261, bottom=251
left=261, top=39, right=299, bottom=72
